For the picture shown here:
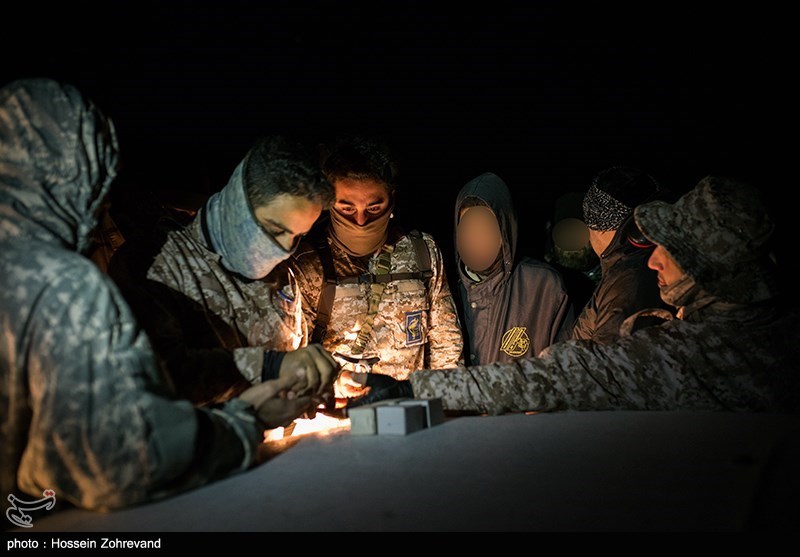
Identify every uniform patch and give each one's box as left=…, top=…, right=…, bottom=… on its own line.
left=500, top=326, right=530, bottom=357
left=404, top=310, right=424, bottom=346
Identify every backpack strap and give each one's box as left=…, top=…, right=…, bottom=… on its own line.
left=311, top=230, right=433, bottom=344
left=310, top=233, right=338, bottom=344
left=408, top=229, right=433, bottom=281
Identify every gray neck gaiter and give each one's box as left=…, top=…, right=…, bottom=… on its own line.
left=204, top=159, right=294, bottom=279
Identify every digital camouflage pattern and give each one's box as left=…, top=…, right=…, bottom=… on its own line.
left=635, top=176, right=777, bottom=304
left=411, top=298, right=800, bottom=413
left=145, top=215, right=307, bottom=404
left=1, top=79, right=262, bottom=511
left=291, top=222, right=463, bottom=380
left=410, top=178, right=799, bottom=414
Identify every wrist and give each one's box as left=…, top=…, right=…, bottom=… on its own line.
left=261, top=350, right=286, bottom=382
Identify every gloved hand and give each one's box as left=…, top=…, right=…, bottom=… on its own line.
left=238, top=371, right=315, bottom=429
left=278, top=344, right=339, bottom=397
left=347, top=373, right=414, bottom=408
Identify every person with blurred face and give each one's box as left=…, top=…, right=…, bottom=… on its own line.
left=455, top=173, right=573, bottom=365
left=0, top=79, right=317, bottom=511
left=290, top=136, right=463, bottom=401
left=126, top=136, right=339, bottom=408
left=351, top=176, right=800, bottom=414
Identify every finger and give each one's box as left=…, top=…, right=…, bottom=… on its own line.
left=278, top=352, right=307, bottom=392
left=238, top=379, right=283, bottom=407
left=285, top=350, right=316, bottom=396
left=312, top=344, right=339, bottom=370
left=284, top=396, right=315, bottom=424
left=271, top=371, right=305, bottom=395
left=307, top=345, right=340, bottom=393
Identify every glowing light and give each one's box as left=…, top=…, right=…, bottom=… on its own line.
left=264, top=410, right=350, bottom=442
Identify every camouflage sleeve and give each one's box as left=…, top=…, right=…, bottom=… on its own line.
left=423, top=235, right=464, bottom=369
left=139, top=265, right=254, bottom=405
left=17, top=267, right=262, bottom=511
left=409, top=330, right=688, bottom=414
left=288, top=247, right=324, bottom=336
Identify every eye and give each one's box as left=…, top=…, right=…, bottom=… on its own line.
left=367, top=206, right=384, bottom=214
left=336, top=205, right=356, bottom=214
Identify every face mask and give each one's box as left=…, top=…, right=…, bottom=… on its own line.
left=659, top=273, right=699, bottom=308
left=457, top=206, right=502, bottom=273
left=329, top=206, right=392, bottom=257
left=204, top=159, right=294, bottom=279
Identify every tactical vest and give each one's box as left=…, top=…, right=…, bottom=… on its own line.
left=311, top=230, right=433, bottom=345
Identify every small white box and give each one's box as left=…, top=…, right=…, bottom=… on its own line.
left=398, top=398, right=444, bottom=428
left=376, top=404, right=426, bottom=435
left=347, top=398, right=411, bottom=436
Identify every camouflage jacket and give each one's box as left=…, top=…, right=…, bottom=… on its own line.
left=410, top=295, right=800, bottom=413
left=290, top=220, right=463, bottom=380
left=144, top=214, right=306, bottom=404
left=0, top=79, right=262, bottom=511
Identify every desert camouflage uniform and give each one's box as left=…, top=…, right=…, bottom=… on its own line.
left=409, top=177, right=800, bottom=414
left=1, top=79, right=262, bottom=511
left=145, top=216, right=306, bottom=404
left=291, top=222, right=463, bottom=380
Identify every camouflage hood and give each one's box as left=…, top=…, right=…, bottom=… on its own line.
left=634, top=176, right=776, bottom=304
left=0, top=79, right=119, bottom=252
left=454, top=172, right=518, bottom=279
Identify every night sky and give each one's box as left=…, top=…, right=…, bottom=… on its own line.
left=3, top=1, right=790, bottom=273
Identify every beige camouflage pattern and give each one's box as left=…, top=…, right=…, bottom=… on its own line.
left=1, top=79, right=262, bottom=511
left=147, top=215, right=307, bottom=384
left=409, top=177, right=798, bottom=414
left=410, top=296, right=799, bottom=413
left=291, top=226, right=463, bottom=380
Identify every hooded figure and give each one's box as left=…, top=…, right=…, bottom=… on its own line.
left=455, top=173, right=573, bottom=365
left=0, top=79, right=266, bottom=511
left=365, top=176, right=800, bottom=414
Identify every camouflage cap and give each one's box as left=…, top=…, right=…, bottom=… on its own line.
left=634, top=176, right=776, bottom=303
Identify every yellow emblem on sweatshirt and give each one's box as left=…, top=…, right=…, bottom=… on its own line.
left=500, top=326, right=530, bottom=357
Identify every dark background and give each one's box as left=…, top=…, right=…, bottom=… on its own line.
left=3, top=1, right=790, bottom=284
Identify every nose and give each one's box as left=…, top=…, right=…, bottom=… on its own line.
left=277, top=235, right=295, bottom=252
left=647, top=250, right=661, bottom=271
left=354, top=211, right=369, bottom=226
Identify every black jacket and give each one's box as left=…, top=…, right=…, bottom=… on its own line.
left=569, top=216, right=668, bottom=343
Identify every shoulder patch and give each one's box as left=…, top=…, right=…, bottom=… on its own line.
left=404, top=310, right=424, bottom=347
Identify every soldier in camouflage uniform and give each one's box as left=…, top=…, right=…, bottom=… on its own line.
left=0, top=79, right=315, bottom=511
left=137, top=137, right=338, bottom=406
left=291, top=137, right=463, bottom=389
left=359, top=176, right=800, bottom=413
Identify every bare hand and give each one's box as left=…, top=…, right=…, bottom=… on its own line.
left=238, top=372, right=315, bottom=429
left=278, top=344, right=339, bottom=397
left=334, top=370, right=369, bottom=399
